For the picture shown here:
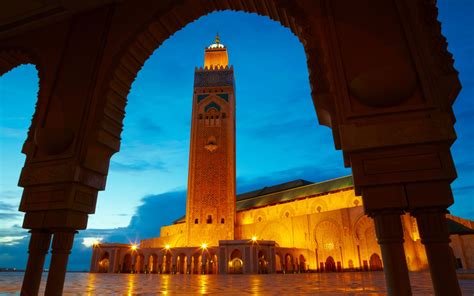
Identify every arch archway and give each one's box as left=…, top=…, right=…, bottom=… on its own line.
left=275, top=253, right=283, bottom=273
left=135, top=253, right=145, bottom=273
left=258, top=250, right=268, bottom=274
left=148, top=254, right=158, bottom=273
left=229, top=249, right=243, bottom=274
left=298, top=254, right=306, bottom=272
left=122, top=254, right=132, bottom=273
left=3, top=1, right=463, bottom=295
left=369, top=253, right=383, bottom=271
left=97, top=252, right=110, bottom=273
left=284, top=253, right=293, bottom=273
left=176, top=253, right=187, bottom=274
left=325, top=256, right=336, bottom=272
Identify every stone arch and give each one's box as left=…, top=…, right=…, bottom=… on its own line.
left=325, top=256, right=336, bottom=272
left=134, top=253, right=145, bottom=273
left=229, top=249, right=243, bottom=274
left=122, top=253, right=132, bottom=273
left=314, top=219, right=342, bottom=252
left=369, top=253, right=383, bottom=271
left=258, top=249, right=269, bottom=274
left=176, top=253, right=187, bottom=274
left=148, top=253, right=158, bottom=273
left=298, top=254, right=306, bottom=272
left=258, top=222, right=289, bottom=246
left=275, top=252, right=283, bottom=273
left=354, top=214, right=375, bottom=241
left=253, top=209, right=267, bottom=223
left=97, top=251, right=110, bottom=273
left=0, top=50, right=45, bottom=156
left=354, top=214, right=380, bottom=267
left=97, top=0, right=334, bottom=156
left=284, top=253, right=294, bottom=273
left=0, top=49, right=39, bottom=76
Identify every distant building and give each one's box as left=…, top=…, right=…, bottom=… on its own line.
left=91, top=36, right=474, bottom=275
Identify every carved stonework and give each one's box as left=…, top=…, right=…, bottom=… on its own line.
left=418, top=0, right=457, bottom=76
left=19, top=162, right=75, bottom=187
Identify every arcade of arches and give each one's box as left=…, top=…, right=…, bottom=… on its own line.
left=91, top=177, right=474, bottom=276
left=0, top=1, right=471, bottom=295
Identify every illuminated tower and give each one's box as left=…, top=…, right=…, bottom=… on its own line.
left=185, top=35, right=236, bottom=247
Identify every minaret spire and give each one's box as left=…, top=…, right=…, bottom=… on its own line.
left=204, top=33, right=228, bottom=68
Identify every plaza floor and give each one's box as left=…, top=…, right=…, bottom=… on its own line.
left=0, top=271, right=473, bottom=295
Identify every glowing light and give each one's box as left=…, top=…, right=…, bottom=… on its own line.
left=165, top=244, right=170, bottom=250
left=82, top=237, right=102, bottom=248
left=251, top=236, right=257, bottom=242
left=201, top=243, right=208, bottom=249
left=323, top=242, right=334, bottom=251
left=131, top=244, right=138, bottom=251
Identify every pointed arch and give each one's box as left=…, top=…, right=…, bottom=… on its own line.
left=97, top=0, right=334, bottom=155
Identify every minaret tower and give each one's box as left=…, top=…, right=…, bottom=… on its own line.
left=185, top=35, right=236, bottom=247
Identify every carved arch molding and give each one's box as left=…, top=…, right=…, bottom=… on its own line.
left=98, top=0, right=333, bottom=157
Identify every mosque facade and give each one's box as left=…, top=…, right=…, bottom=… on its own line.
left=90, top=37, right=474, bottom=275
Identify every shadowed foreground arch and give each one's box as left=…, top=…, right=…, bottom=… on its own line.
left=0, top=0, right=463, bottom=295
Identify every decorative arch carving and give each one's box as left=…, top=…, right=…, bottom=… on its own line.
left=0, top=49, right=44, bottom=156
left=98, top=0, right=334, bottom=154
left=353, top=214, right=375, bottom=242
left=311, top=198, right=329, bottom=213
left=314, top=219, right=342, bottom=251
left=279, top=205, right=295, bottom=218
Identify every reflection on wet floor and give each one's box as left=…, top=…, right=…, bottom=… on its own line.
left=0, top=271, right=473, bottom=295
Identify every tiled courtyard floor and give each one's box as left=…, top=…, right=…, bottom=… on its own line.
left=0, top=271, right=473, bottom=295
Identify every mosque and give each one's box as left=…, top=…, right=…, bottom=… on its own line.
left=90, top=36, right=474, bottom=275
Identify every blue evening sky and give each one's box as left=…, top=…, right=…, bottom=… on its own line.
left=0, top=2, right=472, bottom=270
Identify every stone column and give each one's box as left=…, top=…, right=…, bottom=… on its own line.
left=44, top=230, right=76, bottom=295
left=202, top=254, right=207, bottom=274
left=21, top=230, right=52, bottom=295
left=413, top=208, right=461, bottom=296
left=372, top=211, right=412, bottom=296
left=89, top=246, right=100, bottom=272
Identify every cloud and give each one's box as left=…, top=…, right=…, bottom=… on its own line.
left=0, top=201, right=17, bottom=211
left=243, top=118, right=317, bottom=139
left=138, top=117, right=162, bottom=133
left=0, top=213, right=22, bottom=220
left=0, top=127, right=26, bottom=139
left=127, top=191, right=187, bottom=239
left=0, top=190, right=22, bottom=200
left=109, top=160, right=166, bottom=172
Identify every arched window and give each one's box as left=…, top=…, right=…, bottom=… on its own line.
left=207, top=215, right=213, bottom=224
left=221, top=218, right=225, bottom=224
left=195, top=218, right=199, bottom=224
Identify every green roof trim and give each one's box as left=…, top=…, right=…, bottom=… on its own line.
left=236, top=176, right=353, bottom=211
left=204, top=101, right=221, bottom=112
left=172, top=175, right=354, bottom=224
left=217, top=93, right=229, bottom=101
left=447, top=219, right=474, bottom=235
left=197, top=94, right=208, bottom=103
